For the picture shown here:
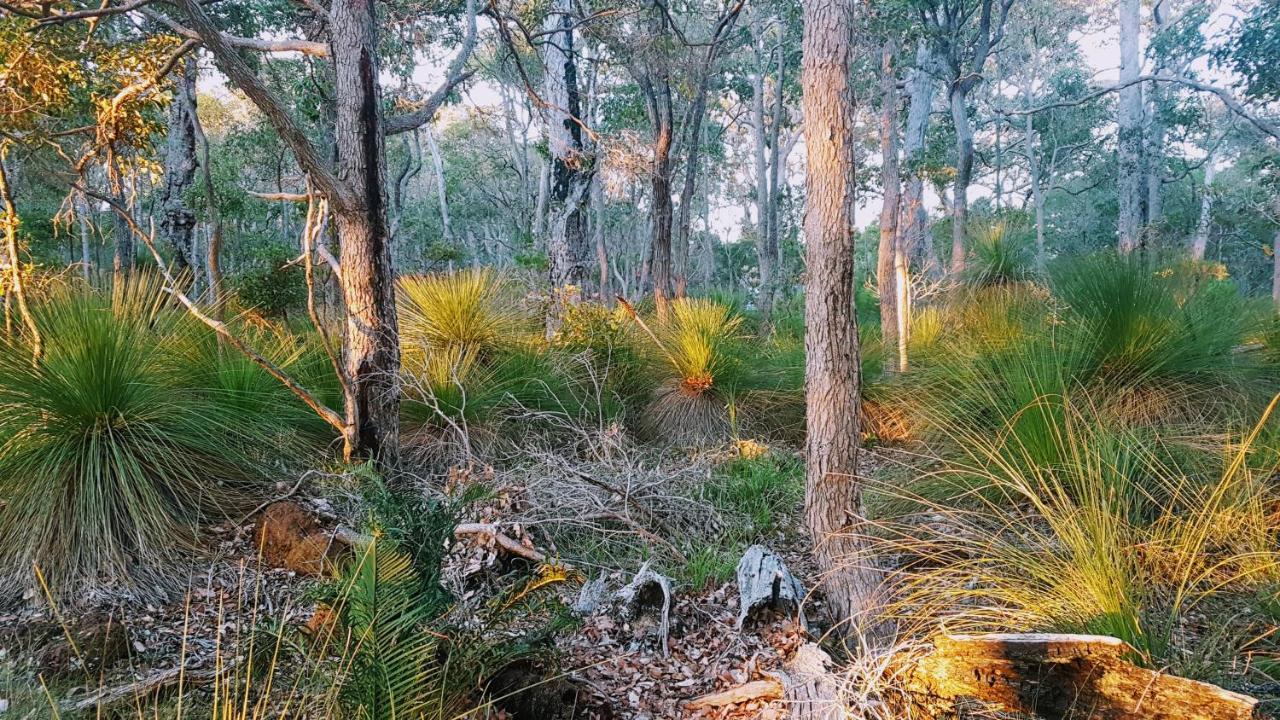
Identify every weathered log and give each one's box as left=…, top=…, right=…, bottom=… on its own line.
left=783, top=642, right=844, bottom=720
left=616, top=562, right=673, bottom=656
left=904, top=633, right=1259, bottom=720
left=686, top=678, right=784, bottom=709
left=736, top=544, right=807, bottom=630
left=453, top=523, right=546, bottom=562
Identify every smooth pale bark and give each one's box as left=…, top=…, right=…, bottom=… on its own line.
left=330, top=0, right=401, bottom=461
left=76, top=190, right=93, bottom=283
left=423, top=126, right=453, bottom=245
left=948, top=87, right=973, bottom=274
left=533, top=158, right=550, bottom=246
left=1021, top=39, right=1048, bottom=270
left=1273, top=229, right=1279, bottom=303
left=1117, top=0, right=1144, bottom=253
left=800, top=0, right=881, bottom=632
left=1190, top=157, right=1216, bottom=260
left=158, top=55, right=199, bottom=275
left=876, top=40, right=902, bottom=372
left=1146, top=1, right=1169, bottom=228
left=900, top=40, right=938, bottom=277
left=542, top=0, right=592, bottom=328
left=751, top=60, right=774, bottom=318
left=190, top=105, right=223, bottom=307
left=591, top=174, right=610, bottom=304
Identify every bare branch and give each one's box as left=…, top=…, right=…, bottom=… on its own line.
left=385, top=0, right=479, bottom=135
left=141, top=8, right=330, bottom=56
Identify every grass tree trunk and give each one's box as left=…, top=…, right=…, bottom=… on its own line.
left=543, top=0, right=592, bottom=331
left=1117, top=0, right=1144, bottom=254
left=801, top=0, right=882, bottom=633
left=158, top=55, right=199, bottom=277
left=877, top=40, right=902, bottom=373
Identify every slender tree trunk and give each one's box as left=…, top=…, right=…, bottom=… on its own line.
left=674, top=86, right=709, bottom=299
left=900, top=40, right=938, bottom=278
left=1021, top=48, right=1047, bottom=272
left=592, top=174, right=610, bottom=304
left=751, top=60, right=775, bottom=321
left=948, top=87, right=972, bottom=274
left=877, top=40, right=902, bottom=373
left=543, top=0, right=592, bottom=333
left=159, top=55, right=199, bottom=275
left=424, top=126, right=453, bottom=245
left=801, top=0, right=881, bottom=632
left=649, top=116, right=675, bottom=304
left=1273, top=229, right=1279, bottom=303
left=76, top=190, right=93, bottom=284
left=1117, top=0, right=1144, bottom=253
left=765, top=45, right=786, bottom=294
left=0, top=149, right=41, bottom=360
left=332, top=0, right=400, bottom=462
left=699, top=196, right=716, bottom=290
left=112, top=189, right=134, bottom=286
left=533, top=159, right=550, bottom=248
left=1190, top=157, right=1216, bottom=261
left=190, top=106, right=223, bottom=307
left=1146, top=1, right=1169, bottom=230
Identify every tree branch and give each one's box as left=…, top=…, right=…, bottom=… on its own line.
left=142, top=8, right=330, bottom=56
left=171, top=0, right=352, bottom=208
left=385, top=0, right=479, bottom=135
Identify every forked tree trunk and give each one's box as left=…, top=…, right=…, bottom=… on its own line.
left=1117, top=0, right=1144, bottom=254
left=900, top=40, right=938, bottom=277
left=800, top=0, right=882, bottom=633
left=158, top=55, right=199, bottom=276
left=332, top=0, right=400, bottom=462
left=543, top=0, right=592, bottom=330
left=877, top=41, right=902, bottom=373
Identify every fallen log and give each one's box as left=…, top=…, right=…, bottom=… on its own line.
left=686, top=679, right=784, bottom=709
left=904, top=633, right=1259, bottom=720
left=616, top=562, right=674, bottom=656
left=453, top=523, right=546, bottom=562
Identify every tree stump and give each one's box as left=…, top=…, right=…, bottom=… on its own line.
left=616, top=562, right=673, bottom=656
left=736, top=544, right=807, bottom=630
left=783, top=642, right=844, bottom=720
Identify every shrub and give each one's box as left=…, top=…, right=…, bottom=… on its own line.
left=398, top=268, right=526, bottom=358
left=966, top=219, right=1033, bottom=287
left=230, top=244, right=306, bottom=317
left=0, top=277, right=290, bottom=597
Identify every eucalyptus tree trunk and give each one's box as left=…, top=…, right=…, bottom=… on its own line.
left=331, top=0, right=401, bottom=461
left=424, top=126, right=453, bottom=246
left=1021, top=42, right=1047, bottom=271
left=1273, top=229, right=1279, bottom=303
left=1190, top=157, right=1215, bottom=260
left=1117, top=0, right=1144, bottom=254
left=674, top=85, right=709, bottom=299
left=542, top=0, right=592, bottom=329
left=948, top=86, right=973, bottom=274
left=158, top=55, right=199, bottom=276
left=75, top=190, right=93, bottom=283
left=1145, top=1, right=1169, bottom=228
left=751, top=63, right=774, bottom=320
left=592, top=175, right=610, bottom=304
left=876, top=40, right=902, bottom=373
left=533, top=159, right=550, bottom=247
left=900, top=40, right=938, bottom=277
left=801, top=0, right=882, bottom=632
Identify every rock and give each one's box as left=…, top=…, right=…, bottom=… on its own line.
left=255, top=501, right=350, bottom=576
left=736, top=545, right=806, bottom=630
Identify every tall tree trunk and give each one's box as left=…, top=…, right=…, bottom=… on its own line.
left=948, top=86, right=973, bottom=274
left=800, top=0, right=881, bottom=631
left=1021, top=44, right=1047, bottom=272
left=765, top=45, right=786, bottom=298
left=424, top=126, right=453, bottom=246
left=533, top=158, right=550, bottom=248
left=900, top=40, right=938, bottom=277
left=698, top=196, right=716, bottom=290
left=592, top=174, right=610, bottom=304
left=542, top=0, right=592, bottom=332
left=332, top=0, right=400, bottom=462
left=1117, top=0, right=1144, bottom=254
left=76, top=190, right=93, bottom=284
left=751, top=59, right=775, bottom=322
left=1145, top=0, right=1169, bottom=230
left=111, top=188, right=134, bottom=286
left=1190, top=156, right=1216, bottom=260
left=674, top=85, right=709, bottom=299
left=159, top=55, right=199, bottom=276
left=877, top=40, right=902, bottom=373
left=1273, top=228, right=1279, bottom=303
left=190, top=105, right=223, bottom=307
left=649, top=115, right=675, bottom=304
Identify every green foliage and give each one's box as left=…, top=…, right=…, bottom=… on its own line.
left=706, top=452, right=803, bottom=536
left=230, top=243, right=306, bottom=317
left=966, top=219, right=1034, bottom=286
left=0, top=277, right=297, bottom=596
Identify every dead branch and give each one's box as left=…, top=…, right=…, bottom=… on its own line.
left=454, top=523, right=548, bottom=562
left=685, top=678, right=783, bottom=709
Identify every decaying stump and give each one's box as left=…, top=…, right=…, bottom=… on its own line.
left=736, top=544, right=806, bottom=630
left=783, top=642, right=844, bottom=720
left=904, top=633, right=1260, bottom=720
left=616, top=562, right=673, bottom=655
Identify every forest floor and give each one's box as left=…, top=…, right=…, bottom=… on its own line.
left=1, top=447, right=861, bottom=719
